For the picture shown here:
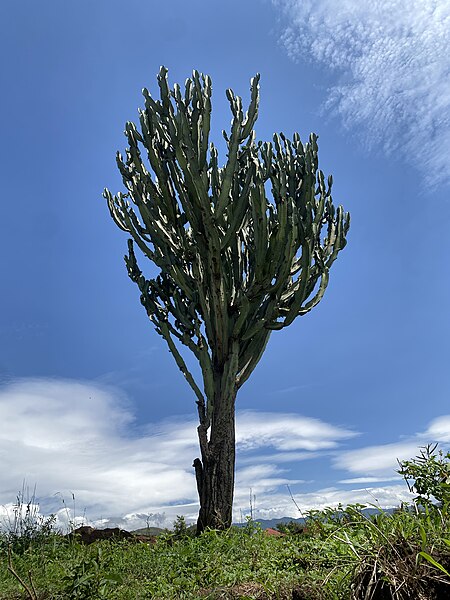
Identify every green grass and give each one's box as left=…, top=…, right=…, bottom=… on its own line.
left=1, top=445, right=450, bottom=599
left=2, top=506, right=449, bottom=599
left=0, top=522, right=314, bottom=599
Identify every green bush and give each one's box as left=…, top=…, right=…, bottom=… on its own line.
left=397, top=442, right=450, bottom=508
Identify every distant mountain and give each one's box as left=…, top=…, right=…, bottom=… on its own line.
left=129, top=507, right=398, bottom=535
left=235, top=507, right=396, bottom=530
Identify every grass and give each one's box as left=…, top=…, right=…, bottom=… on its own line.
left=1, top=445, right=450, bottom=599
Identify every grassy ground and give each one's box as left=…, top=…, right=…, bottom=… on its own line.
left=1, top=445, right=450, bottom=599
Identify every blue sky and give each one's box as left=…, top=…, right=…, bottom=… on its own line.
left=1, top=0, right=449, bottom=530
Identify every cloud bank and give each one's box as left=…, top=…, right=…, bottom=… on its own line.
left=273, top=0, right=450, bottom=186
left=1, top=378, right=449, bottom=529
left=0, top=378, right=355, bottom=529
left=334, top=416, right=450, bottom=477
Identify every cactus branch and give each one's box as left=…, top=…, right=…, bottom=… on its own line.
left=104, top=68, right=349, bottom=531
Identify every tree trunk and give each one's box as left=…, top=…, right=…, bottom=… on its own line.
left=193, top=391, right=236, bottom=533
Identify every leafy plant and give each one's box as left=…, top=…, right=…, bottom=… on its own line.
left=62, top=545, right=123, bottom=599
left=171, top=515, right=195, bottom=539
left=275, top=520, right=306, bottom=535
left=397, top=442, right=450, bottom=507
left=6, top=546, right=38, bottom=600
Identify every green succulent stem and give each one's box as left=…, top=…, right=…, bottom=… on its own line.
left=104, top=67, right=349, bottom=532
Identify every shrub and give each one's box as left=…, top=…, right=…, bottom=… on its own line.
left=397, top=443, right=450, bottom=508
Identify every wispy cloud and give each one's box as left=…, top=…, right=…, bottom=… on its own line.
left=334, top=441, right=422, bottom=477
left=333, top=416, right=450, bottom=477
left=273, top=0, right=450, bottom=186
left=269, top=384, right=321, bottom=395
left=339, top=476, right=402, bottom=485
left=2, top=378, right=447, bottom=529
left=238, top=450, right=321, bottom=465
left=0, top=378, right=353, bottom=528
left=0, top=378, right=198, bottom=528
left=426, top=416, right=450, bottom=442
left=236, top=410, right=356, bottom=451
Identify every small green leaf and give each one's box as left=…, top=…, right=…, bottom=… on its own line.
left=419, top=551, right=450, bottom=577
left=418, top=523, right=427, bottom=549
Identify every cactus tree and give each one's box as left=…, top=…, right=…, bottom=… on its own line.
left=103, top=67, right=350, bottom=532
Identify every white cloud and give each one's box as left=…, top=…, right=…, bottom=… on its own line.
left=239, top=484, right=413, bottom=521
left=273, top=0, right=450, bottom=186
left=238, top=450, right=321, bottom=465
left=333, top=416, right=450, bottom=477
left=334, top=441, right=422, bottom=476
left=236, top=410, right=356, bottom=451
left=235, top=464, right=303, bottom=500
left=0, top=378, right=353, bottom=529
left=339, top=476, right=401, bottom=484
left=425, top=415, right=450, bottom=442
left=2, top=378, right=446, bottom=530
left=0, top=378, right=198, bottom=527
